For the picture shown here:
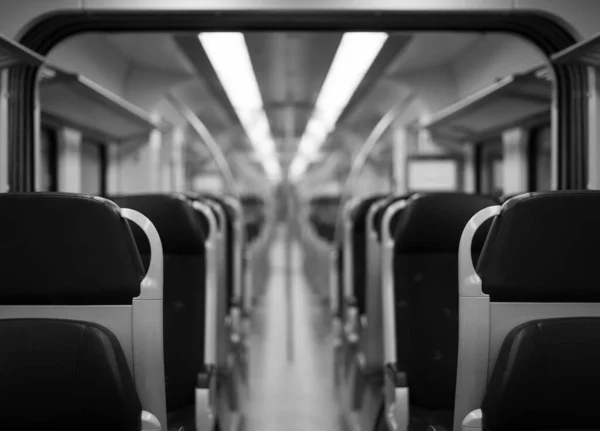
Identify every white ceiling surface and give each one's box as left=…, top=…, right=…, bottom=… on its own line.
left=96, top=32, right=488, bottom=182
left=386, top=33, right=480, bottom=75
left=102, top=33, right=195, bottom=77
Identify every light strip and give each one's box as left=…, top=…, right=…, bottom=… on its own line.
left=290, top=32, right=388, bottom=180
left=199, top=32, right=281, bottom=181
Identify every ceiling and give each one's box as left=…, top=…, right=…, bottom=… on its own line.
left=98, top=31, right=485, bottom=180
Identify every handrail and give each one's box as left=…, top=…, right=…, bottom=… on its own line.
left=167, top=94, right=239, bottom=198
left=334, top=98, right=410, bottom=244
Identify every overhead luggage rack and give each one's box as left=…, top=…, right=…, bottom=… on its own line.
left=40, top=66, right=168, bottom=143
left=551, top=32, right=600, bottom=67
left=423, top=66, right=551, bottom=143
left=0, top=33, right=46, bottom=69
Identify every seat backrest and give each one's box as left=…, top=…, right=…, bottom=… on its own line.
left=192, top=193, right=239, bottom=308
left=110, top=193, right=212, bottom=416
left=241, top=194, right=265, bottom=243
left=192, top=195, right=231, bottom=367
left=390, top=193, right=495, bottom=412
left=363, top=194, right=412, bottom=368
left=0, top=318, right=141, bottom=430
left=498, top=192, right=525, bottom=203
left=347, top=194, right=387, bottom=315
left=309, top=195, right=341, bottom=243
left=482, top=317, right=600, bottom=431
left=0, top=192, right=163, bottom=428
left=456, top=191, right=600, bottom=431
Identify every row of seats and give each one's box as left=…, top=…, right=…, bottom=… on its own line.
left=332, top=190, right=600, bottom=431
left=0, top=191, right=268, bottom=431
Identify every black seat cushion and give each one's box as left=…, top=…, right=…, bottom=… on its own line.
left=477, top=191, right=600, bottom=302
left=373, top=194, right=412, bottom=241
left=110, top=194, right=208, bottom=255
left=241, top=195, right=265, bottom=243
left=197, top=194, right=239, bottom=305
left=0, top=318, right=141, bottom=430
left=349, top=195, right=388, bottom=314
left=482, top=317, right=600, bottom=431
left=0, top=193, right=144, bottom=305
left=111, top=194, right=208, bottom=415
left=392, top=193, right=496, bottom=422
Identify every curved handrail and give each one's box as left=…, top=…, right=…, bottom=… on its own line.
left=334, top=100, right=408, bottom=244
left=167, top=94, right=239, bottom=198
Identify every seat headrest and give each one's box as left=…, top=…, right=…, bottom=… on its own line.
left=110, top=194, right=208, bottom=255
left=349, top=194, right=387, bottom=230
left=310, top=196, right=341, bottom=207
left=372, top=194, right=412, bottom=239
left=499, top=192, right=526, bottom=203
left=482, top=317, right=600, bottom=431
left=0, top=193, right=143, bottom=305
left=393, top=193, right=496, bottom=253
left=477, top=191, right=600, bottom=301
left=241, top=195, right=264, bottom=207
left=0, top=318, right=141, bottom=430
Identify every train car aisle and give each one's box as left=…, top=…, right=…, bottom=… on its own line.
left=244, top=224, right=339, bottom=430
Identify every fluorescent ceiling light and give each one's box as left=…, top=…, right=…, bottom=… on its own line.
left=199, top=32, right=281, bottom=180
left=290, top=32, right=388, bottom=180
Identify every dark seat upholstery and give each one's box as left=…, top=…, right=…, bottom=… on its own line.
left=0, top=193, right=143, bottom=305
left=469, top=191, right=600, bottom=431
left=348, top=195, right=387, bottom=314
left=482, top=318, right=600, bottom=431
left=477, top=191, right=600, bottom=303
left=241, top=195, right=265, bottom=243
left=498, top=192, right=525, bottom=203
left=373, top=194, right=412, bottom=242
left=391, top=193, right=496, bottom=431
left=309, top=195, right=341, bottom=243
left=335, top=242, right=344, bottom=317
left=0, top=318, right=141, bottom=431
left=0, top=192, right=146, bottom=430
left=110, top=194, right=208, bottom=425
left=200, top=194, right=238, bottom=306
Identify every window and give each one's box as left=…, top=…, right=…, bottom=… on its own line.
left=529, top=125, right=551, bottom=191
left=407, top=157, right=459, bottom=192
left=80, top=138, right=106, bottom=195
left=475, top=137, right=503, bottom=196
left=39, top=125, right=57, bottom=191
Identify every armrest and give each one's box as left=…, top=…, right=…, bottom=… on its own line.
left=141, top=411, right=161, bottom=431
left=462, top=409, right=482, bottom=431
left=196, top=369, right=216, bottom=430
left=385, top=363, right=406, bottom=389
left=383, top=363, right=408, bottom=431
left=197, top=372, right=210, bottom=389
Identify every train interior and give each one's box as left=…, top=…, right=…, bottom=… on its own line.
left=1, top=2, right=600, bottom=431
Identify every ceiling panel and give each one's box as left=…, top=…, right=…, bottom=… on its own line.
left=245, top=32, right=342, bottom=148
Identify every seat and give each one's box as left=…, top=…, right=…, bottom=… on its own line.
left=498, top=192, right=524, bottom=203
left=240, top=194, right=265, bottom=244
left=346, top=194, right=388, bottom=316
left=0, top=192, right=164, bottom=430
left=308, top=195, right=341, bottom=243
left=187, top=193, right=249, bottom=428
left=0, top=318, right=142, bottom=430
left=388, top=193, right=495, bottom=431
left=335, top=194, right=413, bottom=431
left=481, top=317, right=600, bottom=431
left=456, top=191, right=600, bottom=431
left=110, top=193, right=217, bottom=430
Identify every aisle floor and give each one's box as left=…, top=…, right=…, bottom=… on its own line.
left=244, top=227, right=339, bottom=430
